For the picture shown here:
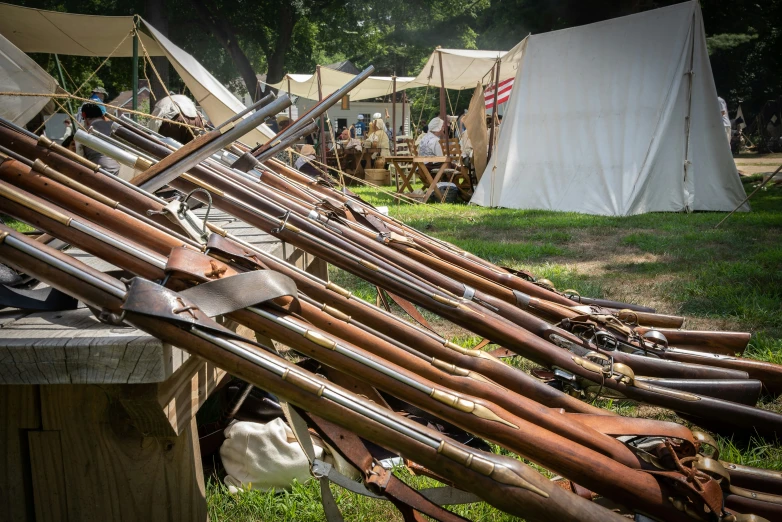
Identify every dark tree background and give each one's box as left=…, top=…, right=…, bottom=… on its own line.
left=15, top=0, right=781, bottom=122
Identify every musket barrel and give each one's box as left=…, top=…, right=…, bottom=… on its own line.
left=247, top=66, right=376, bottom=158
left=133, top=94, right=292, bottom=192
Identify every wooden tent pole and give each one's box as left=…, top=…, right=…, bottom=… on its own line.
left=287, top=75, right=293, bottom=121
left=487, top=58, right=501, bottom=161
left=392, top=75, right=397, bottom=154
left=316, top=65, right=327, bottom=165
left=437, top=50, right=450, bottom=159
left=131, top=28, right=139, bottom=119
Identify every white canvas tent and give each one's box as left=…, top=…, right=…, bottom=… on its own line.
left=0, top=2, right=273, bottom=144
left=472, top=1, right=748, bottom=215
left=0, top=31, right=58, bottom=126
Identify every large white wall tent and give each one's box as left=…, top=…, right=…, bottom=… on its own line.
left=471, top=1, right=748, bottom=216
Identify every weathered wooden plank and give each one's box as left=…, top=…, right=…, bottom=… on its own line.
left=28, top=430, right=68, bottom=522
left=0, top=385, right=40, bottom=522
left=40, top=385, right=207, bottom=521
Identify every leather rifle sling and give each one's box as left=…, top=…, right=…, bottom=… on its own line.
left=299, top=410, right=473, bottom=522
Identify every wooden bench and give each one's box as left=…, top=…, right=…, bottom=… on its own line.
left=0, top=209, right=327, bottom=522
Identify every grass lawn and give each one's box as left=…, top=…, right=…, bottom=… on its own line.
left=207, top=175, right=781, bottom=521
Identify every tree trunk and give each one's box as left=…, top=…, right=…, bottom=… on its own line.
left=190, top=0, right=260, bottom=101
left=264, top=3, right=297, bottom=87
left=144, top=0, right=170, bottom=107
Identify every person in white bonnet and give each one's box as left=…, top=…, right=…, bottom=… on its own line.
left=418, top=116, right=445, bottom=167
left=366, top=117, right=390, bottom=158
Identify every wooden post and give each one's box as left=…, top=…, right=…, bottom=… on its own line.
left=132, top=29, right=139, bottom=120
left=487, top=58, right=501, bottom=161
left=53, top=54, right=75, bottom=117
left=401, top=92, right=407, bottom=136
left=287, top=75, right=293, bottom=121
left=392, top=76, right=397, bottom=155
left=437, top=50, right=450, bottom=159
left=316, top=65, right=327, bottom=165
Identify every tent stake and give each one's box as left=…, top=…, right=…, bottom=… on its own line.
left=715, top=164, right=782, bottom=228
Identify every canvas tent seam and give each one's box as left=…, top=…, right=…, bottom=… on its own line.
left=626, top=4, right=696, bottom=215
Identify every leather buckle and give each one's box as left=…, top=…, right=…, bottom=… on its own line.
left=365, top=462, right=391, bottom=494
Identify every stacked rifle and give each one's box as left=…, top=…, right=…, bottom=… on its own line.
left=0, top=69, right=780, bottom=522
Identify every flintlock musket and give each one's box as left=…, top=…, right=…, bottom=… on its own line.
left=1, top=171, right=779, bottom=522
left=0, top=225, right=632, bottom=522
left=6, top=142, right=774, bottom=442
left=4, top=126, right=782, bottom=492
left=89, top=128, right=782, bottom=409
left=61, top=122, right=776, bottom=433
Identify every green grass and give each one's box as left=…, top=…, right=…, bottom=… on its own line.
left=207, top=468, right=523, bottom=522
left=207, top=178, right=782, bottom=521
left=1, top=217, right=35, bottom=233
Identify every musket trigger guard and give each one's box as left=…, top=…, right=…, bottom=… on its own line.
left=272, top=210, right=293, bottom=234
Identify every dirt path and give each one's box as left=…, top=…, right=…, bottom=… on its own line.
left=734, top=156, right=782, bottom=176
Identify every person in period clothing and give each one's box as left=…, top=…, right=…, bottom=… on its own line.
left=77, top=103, right=120, bottom=175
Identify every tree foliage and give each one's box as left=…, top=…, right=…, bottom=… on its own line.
left=12, top=0, right=781, bottom=123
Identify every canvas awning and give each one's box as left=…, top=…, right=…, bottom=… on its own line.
left=275, top=69, right=416, bottom=102
left=0, top=2, right=164, bottom=57
left=0, top=2, right=273, bottom=143
left=268, top=40, right=527, bottom=101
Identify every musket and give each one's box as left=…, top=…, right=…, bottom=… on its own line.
left=0, top=225, right=634, bottom=522
left=158, top=134, right=760, bottom=382
left=113, top=132, right=779, bottom=398
left=239, top=160, right=762, bottom=360
left=0, top=121, right=604, bottom=415
left=256, top=156, right=663, bottom=314
left=2, top=167, right=778, bottom=522
left=130, top=94, right=292, bottom=191
left=3, top=136, right=781, bottom=437
left=4, top=128, right=782, bottom=494
left=61, top=122, right=782, bottom=431
left=186, top=156, right=782, bottom=399
left=242, top=66, right=376, bottom=161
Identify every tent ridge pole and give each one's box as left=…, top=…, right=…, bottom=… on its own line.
left=682, top=11, right=697, bottom=212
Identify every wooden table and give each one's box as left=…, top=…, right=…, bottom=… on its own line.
left=340, top=147, right=380, bottom=179
left=395, top=156, right=451, bottom=202
left=0, top=209, right=327, bottom=522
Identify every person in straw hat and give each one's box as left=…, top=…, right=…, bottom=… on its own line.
left=294, top=143, right=321, bottom=178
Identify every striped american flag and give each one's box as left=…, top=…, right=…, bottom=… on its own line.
left=485, top=78, right=514, bottom=110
